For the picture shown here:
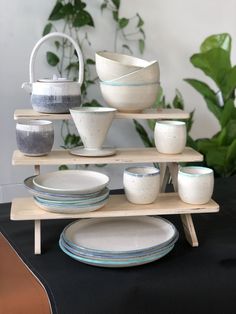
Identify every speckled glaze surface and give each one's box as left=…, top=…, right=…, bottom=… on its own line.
left=106, top=61, right=160, bottom=85
left=100, top=82, right=160, bottom=113
left=16, top=120, right=54, bottom=156
left=95, top=51, right=148, bottom=81
left=178, top=166, right=214, bottom=205
left=31, top=94, right=81, bottom=113
left=70, top=107, right=117, bottom=149
left=154, top=120, right=186, bottom=154
left=123, top=166, right=160, bottom=204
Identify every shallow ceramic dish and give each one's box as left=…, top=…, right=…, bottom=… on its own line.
left=24, top=176, right=108, bottom=200
left=70, top=147, right=116, bottom=157
left=105, top=61, right=160, bottom=85
left=33, top=170, right=109, bottom=194
left=100, top=81, right=160, bottom=113
left=35, top=188, right=109, bottom=205
left=95, top=51, right=149, bottom=81
left=62, top=216, right=177, bottom=254
left=59, top=238, right=175, bottom=268
left=61, top=231, right=178, bottom=259
left=34, top=195, right=109, bottom=214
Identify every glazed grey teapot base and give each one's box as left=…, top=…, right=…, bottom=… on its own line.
left=31, top=94, right=81, bottom=113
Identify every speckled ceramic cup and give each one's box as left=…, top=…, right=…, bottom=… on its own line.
left=123, top=166, right=160, bottom=204
left=154, top=120, right=186, bottom=154
left=16, top=120, right=54, bottom=156
left=178, top=166, right=214, bottom=204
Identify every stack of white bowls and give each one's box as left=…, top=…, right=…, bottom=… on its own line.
left=96, top=51, right=160, bottom=113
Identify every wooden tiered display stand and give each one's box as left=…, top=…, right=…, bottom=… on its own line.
left=11, top=108, right=219, bottom=254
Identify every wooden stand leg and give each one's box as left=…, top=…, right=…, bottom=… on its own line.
left=168, top=162, right=199, bottom=247
left=34, top=220, right=41, bottom=254
left=180, top=214, right=199, bottom=247
left=167, top=162, right=179, bottom=192
left=34, top=165, right=40, bottom=175
left=159, top=163, right=169, bottom=192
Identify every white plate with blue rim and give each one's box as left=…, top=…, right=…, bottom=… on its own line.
left=33, top=170, right=109, bottom=194
left=60, top=216, right=178, bottom=263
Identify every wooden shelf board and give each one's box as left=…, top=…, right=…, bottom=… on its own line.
left=11, top=193, right=219, bottom=221
left=14, top=108, right=190, bottom=120
left=12, top=147, right=203, bottom=166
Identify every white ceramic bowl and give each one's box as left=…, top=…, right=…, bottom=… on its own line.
left=178, top=166, right=214, bottom=205
left=95, top=51, right=150, bottom=81
left=70, top=107, right=117, bottom=149
left=105, top=61, right=160, bottom=85
left=154, top=120, right=186, bottom=154
left=123, top=166, right=160, bottom=204
left=100, top=82, right=160, bottom=113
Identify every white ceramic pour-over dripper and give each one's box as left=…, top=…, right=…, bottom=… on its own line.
left=70, top=107, right=117, bottom=156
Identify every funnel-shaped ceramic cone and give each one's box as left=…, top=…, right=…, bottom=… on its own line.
left=70, top=107, right=117, bottom=149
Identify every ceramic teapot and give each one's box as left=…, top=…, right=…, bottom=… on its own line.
left=22, top=32, right=84, bottom=113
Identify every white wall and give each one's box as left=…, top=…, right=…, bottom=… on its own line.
left=0, top=0, right=236, bottom=202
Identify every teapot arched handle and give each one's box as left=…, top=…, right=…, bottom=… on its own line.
left=29, top=32, right=84, bottom=85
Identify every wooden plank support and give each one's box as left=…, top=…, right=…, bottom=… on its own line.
left=167, top=162, right=199, bottom=247
left=160, top=163, right=169, bottom=192
left=34, top=165, right=40, bottom=175
left=14, top=108, right=190, bottom=121
left=180, top=214, right=199, bottom=247
left=167, top=162, right=179, bottom=192
left=34, top=220, right=41, bottom=254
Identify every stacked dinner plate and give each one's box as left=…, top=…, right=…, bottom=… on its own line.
left=59, top=216, right=179, bottom=267
left=24, top=170, right=110, bottom=214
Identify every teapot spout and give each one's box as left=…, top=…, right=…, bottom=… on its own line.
left=22, top=82, right=32, bottom=93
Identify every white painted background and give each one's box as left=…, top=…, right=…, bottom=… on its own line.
left=0, top=0, right=235, bottom=202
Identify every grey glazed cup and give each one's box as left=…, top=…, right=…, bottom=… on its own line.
left=16, top=120, right=54, bottom=156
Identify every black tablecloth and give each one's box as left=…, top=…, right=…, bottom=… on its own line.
left=1, top=177, right=236, bottom=314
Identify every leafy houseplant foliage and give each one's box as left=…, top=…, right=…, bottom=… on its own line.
left=185, top=33, right=236, bottom=177
left=43, top=0, right=146, bottom=152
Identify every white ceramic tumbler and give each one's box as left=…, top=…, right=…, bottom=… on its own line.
left=123, top=166, right=160, bottom=204
left=154, top=120, right=186, bottom=154
left=178, top=166, right=214, bottom=205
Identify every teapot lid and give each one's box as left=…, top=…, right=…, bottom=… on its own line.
left=38, top=74, right=73, bottom=83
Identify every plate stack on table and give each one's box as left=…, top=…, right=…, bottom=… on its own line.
left=24, top=170, right=110, bottom=214
left=59, top=216, right=179, bottom=267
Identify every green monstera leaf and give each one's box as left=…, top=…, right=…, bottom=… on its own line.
left=200, top=33, right=231, bottom=53
left=190, top=48, right=231, bottom=88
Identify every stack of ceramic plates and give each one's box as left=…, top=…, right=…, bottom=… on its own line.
left=24, top=170, right=110, bottom=214
left=59, top=216, right=179, bottom=267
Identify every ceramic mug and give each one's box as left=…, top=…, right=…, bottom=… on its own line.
left=154, top=120, right=186, bottom=154
left=16, top=120, right=54, bottom=156
left=123, top=166, right=160, bottom=204
left=178, top=166, right=214, bottom=204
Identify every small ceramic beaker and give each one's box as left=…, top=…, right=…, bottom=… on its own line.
left=178, top=166, right=214, bottom=204
left=123, top=166, right=160, bottom=204
left=16, top=120, right=54, bottom=156
left=154, top=120, right=186, bottom=154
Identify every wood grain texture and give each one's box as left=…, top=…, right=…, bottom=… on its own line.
left=14, top=108, right=190, bottom=120
left=12, top=147, right=203, bottom=165
left=180, top=214, right=199, bottom=247
left=11, top=193, right=219, bottom=221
